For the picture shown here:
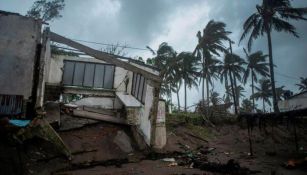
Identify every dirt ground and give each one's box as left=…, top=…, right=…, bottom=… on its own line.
left=0, top=116, right=306, bottom=175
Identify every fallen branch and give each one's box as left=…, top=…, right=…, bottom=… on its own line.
left=184, top=132, right=208, bottom=143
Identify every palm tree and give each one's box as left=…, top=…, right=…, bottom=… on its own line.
left=252, top=79, right=272, bottom=113
left=194, top=20, right=231, bottom=112
left=235, top=85, right=246, bottom=109
left=243, top=48, right=270, bottom=111
left=171, top=62, right=183, bottom=111
left=177, top=52, right=199, bottom=112
left=220, top=53, right=245, bottom=114
left=240, top=0, right=307, bottom=112
left=154, top=42, right=177, bottom=99
left=296, top=77, right=307, bottom=92
left=202, top=56, right=221, bottom=108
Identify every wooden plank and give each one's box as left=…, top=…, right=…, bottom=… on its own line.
left=48, top=31, right=161, bottom=84
left=73, top=109, right=128, bottom=125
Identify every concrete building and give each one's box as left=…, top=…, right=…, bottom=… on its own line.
left=0, top=11, right=166, bottom=149
left=278, top=91, right=307, bottom=112
left=44, top=54, right=164, bottom=147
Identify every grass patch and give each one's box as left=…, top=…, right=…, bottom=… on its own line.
left=185, top=123, right=215, bottom=139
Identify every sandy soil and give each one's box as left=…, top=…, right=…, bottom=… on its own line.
left=1, top=118, right=306, bottom=175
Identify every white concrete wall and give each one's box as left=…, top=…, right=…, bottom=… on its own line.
left=278, top=92, right=307, bottom=112
left=73, top=97, right=114, bottom=109
left=138, top=84, right=154, bottom=144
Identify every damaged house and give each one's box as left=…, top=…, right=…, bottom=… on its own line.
left=0, top=10, right=166, bottom=161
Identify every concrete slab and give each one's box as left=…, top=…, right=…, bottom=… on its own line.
left=116, top=92, right=142, bottom=108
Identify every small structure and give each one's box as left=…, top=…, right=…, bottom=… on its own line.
left=278, top=91, right=307, bottom=112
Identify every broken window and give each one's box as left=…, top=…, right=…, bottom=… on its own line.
left=63, top=60, right=114, bottom=89
left=131, top=73, right=146, bottom=103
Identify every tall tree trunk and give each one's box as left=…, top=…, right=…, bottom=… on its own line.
left=184, top=80, right=187, bottom=112
left=266, top=29, right=279, bottom=112
left=202, top=57, right=205, bottom=103
left=176, top=86, right=180, bottom=111
left=229, top=71, right=238, bottom=114
left=233, top=76, right=240, bottom=113
left=228, top=40, right=238, bottom=114
left=263, top=99, right=266, bottom=113
left=251, top=71, right=255, bottom=111
left=206, top=76, right=210, bottom=117
left=169, top=87, right=172, bottom=113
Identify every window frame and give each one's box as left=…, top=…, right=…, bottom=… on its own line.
left=62, top=60, right=115, bottom=90
left=131, top=73, right=147, bottom=104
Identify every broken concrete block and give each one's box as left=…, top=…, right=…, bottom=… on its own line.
left=113, top=131, right=133, bottom=153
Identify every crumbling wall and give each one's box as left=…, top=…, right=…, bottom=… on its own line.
left=0, top=12, right=41, bottom=99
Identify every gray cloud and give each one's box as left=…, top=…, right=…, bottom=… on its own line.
left=0, top=0, right=306, bottom=109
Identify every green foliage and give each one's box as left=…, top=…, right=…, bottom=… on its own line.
left=241, top=98, right=254, bottom=113
left=296, top=77, right=307, bottom=92
left=195, top=20, right=230, bottom=106
left=167, top=112, right=204, bottom=126
left=240, top=0, right=307, bottom=112
left=243, top=49, right=269, bottom=84
left=240, top=0, right=307, bottom=51
left=26, top=0, right=65, bottom=22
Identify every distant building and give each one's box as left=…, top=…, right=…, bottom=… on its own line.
left=278, top=91, right=307, bottom=112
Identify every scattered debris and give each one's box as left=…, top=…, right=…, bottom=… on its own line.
left=167, top=162, right=178, bottom=167
left=161, top=158, right=176, bottom=162
left=184, top=132, right=209, bottom=143
left=283, top=157, right=307, bottom=169
left=194, top=159, right=262, bottom=174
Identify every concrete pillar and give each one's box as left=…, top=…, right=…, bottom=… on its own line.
left=153, top=100, right=167, bottom=149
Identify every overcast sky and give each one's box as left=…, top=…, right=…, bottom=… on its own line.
left=1, top=0, right=306, bottom=110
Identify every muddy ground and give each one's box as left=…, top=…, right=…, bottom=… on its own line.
left=0, top=115, right=306, bottom=175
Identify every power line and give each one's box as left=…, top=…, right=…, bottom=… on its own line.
left=70, top=38, right=154, bottom=52
left=275, top=71, right=300, bottom=81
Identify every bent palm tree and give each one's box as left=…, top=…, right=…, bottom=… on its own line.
left=194, top=20, right=230, bottom=113
left=243, top=48, right=270, bottom=111
left=154, top=42, right=177, bottom=98
left=296, top=77, right=307, bottom=92
left=240, top=0, right=307, bottom=112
